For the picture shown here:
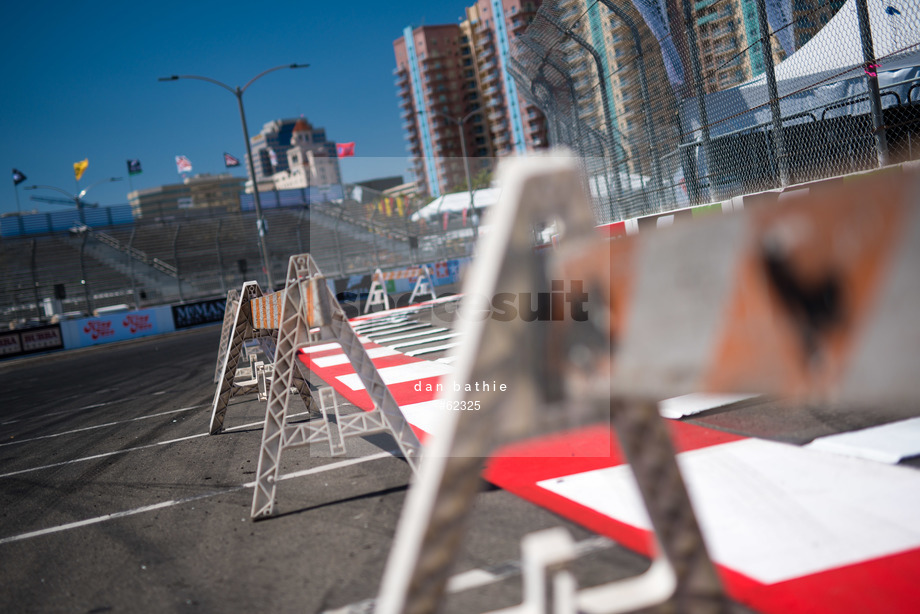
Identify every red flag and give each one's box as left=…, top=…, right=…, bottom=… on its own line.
left=336, top=142, right=355, bottom=158
left=443, top=211, right=449, bottom=231
left=462, top=207, right=468, bottom=226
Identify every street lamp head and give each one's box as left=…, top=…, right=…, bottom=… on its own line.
left=158, top=75, right=180, bottom=82
left=289, top=63, right=310, bottom=69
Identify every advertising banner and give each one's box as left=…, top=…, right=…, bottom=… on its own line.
left=0, top=325, right=64, bottom=360
left=0, top=332, right=23, bottom=356
left=21, top=326, right=64, bottom=352
left=172, top=297, right=226, bottom=329
left=65, top=309, right=163, bottom=348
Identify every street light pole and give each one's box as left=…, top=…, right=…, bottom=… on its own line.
left=25, top=177, right=123, bottom=225
left=159, top=63, right=309, bottom=290
left=424, top=109, right=480, bottom=238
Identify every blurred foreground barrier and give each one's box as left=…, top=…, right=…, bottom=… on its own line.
left=375, top=155, right=920, bottom=614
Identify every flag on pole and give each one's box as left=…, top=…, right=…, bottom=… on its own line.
left=74, top=159, right=89, bottom=181
left=224, top=153, right=240, bottom=168
left=127, top=159, right=143, bottom=175
left=12, top=168, right=27, bottom=186
left=175, top=155, right=193, bottom=174
left=336, top=142, right=355, bottom=158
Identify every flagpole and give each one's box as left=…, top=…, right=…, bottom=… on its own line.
left=13, top=182, right=21, bottom=216
left=159, top=63, right=309, bottom=291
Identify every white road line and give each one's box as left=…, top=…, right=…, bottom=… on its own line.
left=373, top=328, right=448, bottom=344
left=364, top=324, right=432, bottom=338
left=0, top=452, right=394, bottom=546
left=405, top=342, right=462, bottom=357
left=0, top=491, right=236, bottom=546
left=389, top=332, right=462, bottom=350
left=0, top=405, right=206, bottom=448
left=539, top=438, right=920, bottom=584
left=336, top=362, right=453, bottom=391
left=312, top=347, right=399, bottom=368
left=0, top=433, right=209, bottom=479
left=299, top=338, right=371, bottom=354
left=806, top=416, right=920, bottom=464
left=2, top=396, right=150, bottom=425
left=658, top=393, right=759, bottom=419
left=323, top=535, right=613, bottom=613
left=354, top=320, right=415, bottom=334
left=0, top=409, right=311, bottom=479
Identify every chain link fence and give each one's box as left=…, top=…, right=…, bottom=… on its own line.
left=0, top=181, right=478, bottom=328
left=511, top=0, right=920, bottom=224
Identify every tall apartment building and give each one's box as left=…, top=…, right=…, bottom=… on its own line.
left=549, top=0, right=681, bottom=178
left=394, top=1, right=548, bottom=198
left=687, top=0, right=790, bottom=94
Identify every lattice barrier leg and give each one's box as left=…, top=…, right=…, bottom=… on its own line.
left=251, top=254, right=422, bottom=519
left=408, top=264, right=437, bottom=304
left=364, top=268, right=392, bottom=313
left=213, top=287, right=240, bottom=384
left=209, top=281, right=265, bottom=435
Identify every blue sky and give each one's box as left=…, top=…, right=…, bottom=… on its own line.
left=0, top=0, right=467, bottom=215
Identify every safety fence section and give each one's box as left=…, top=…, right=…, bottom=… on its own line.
left=511, top=0, right=920, bottom=224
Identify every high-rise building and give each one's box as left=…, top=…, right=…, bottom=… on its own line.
left=248, top=118, right=340, bottom=192
left=394, top=1, right=548, bottom=198
left=550, top=0, right=681, bottom=178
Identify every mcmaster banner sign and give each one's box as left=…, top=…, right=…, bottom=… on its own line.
left=172, top=297, right=226, bottom=329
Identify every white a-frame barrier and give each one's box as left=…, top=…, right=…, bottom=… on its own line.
left=376, top=154, right=726, bottom=614
left=250, top=253, right=422, bottom=519
left=209, top=280, right=317, bottom=436
left=363, top=264, right=439, bottom=314
left=364, top=268, right=392, bottom=313
left=408, top=264, right=437, bottom=304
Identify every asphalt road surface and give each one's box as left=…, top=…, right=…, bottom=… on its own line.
left=2, top=312, right=915, bottom=613
left=0, top=324, right=662, bottom=614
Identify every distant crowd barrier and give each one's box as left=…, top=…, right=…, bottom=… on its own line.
left=0, top=259, right=464, bottom=362
left=0, top=204, right=134, bottom=238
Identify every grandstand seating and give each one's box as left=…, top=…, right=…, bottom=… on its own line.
left=0, top=203, right=471, bottom=328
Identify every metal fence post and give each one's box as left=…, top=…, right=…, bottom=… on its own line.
left=128, top=228, right=138, bottom=307
left=755, top=0, right=790, bottom=186
left=172, top=224, right=184, bottom=303
left=681, top=0, right=716, bottom=202
left=80, top=232, right=93, bottom=314
left=215, top=219, right=227, bottom=296
left=855, top=0, right=890, bottom=167
left=30, top=239, right=42, bottom=319
left=597, top=0, right=665, bottom=212
left=542, top=13, right=626, bottom=201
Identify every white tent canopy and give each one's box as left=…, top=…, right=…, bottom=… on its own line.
left=411, top=187, right=502, bottom=222
left=680, top=0, right=920, bottom=138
